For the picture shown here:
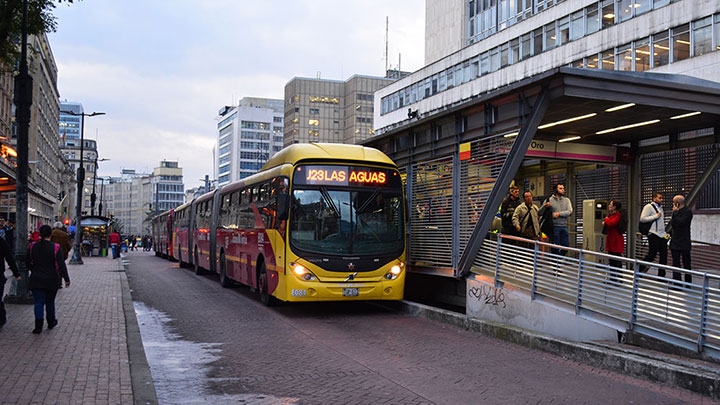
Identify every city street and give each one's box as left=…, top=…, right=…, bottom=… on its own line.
left=126, top=251, right=709, bottom=404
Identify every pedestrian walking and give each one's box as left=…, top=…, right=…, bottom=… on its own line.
left=109, top=230, right=121, bottom=259
left=50, top=222, right=72, bottom=262
left=0, top=237, right=20, bottom=328
left=0, top=217, right=14, bottom=253
left=543, top=183, right=573, bottom=256
left=669, top=194, right=693, bottom=284
left=639, top=192, right=667, bottom=276
left=27, top=224, right=70, bottom=334
left=602, top=200, right=626, bottom=285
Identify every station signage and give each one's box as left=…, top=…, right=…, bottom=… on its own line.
left=526, top=140, right=616, bottom=162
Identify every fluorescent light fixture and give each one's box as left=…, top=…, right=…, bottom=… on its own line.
left=538, top=113, right=597, bottom=129
left=596, top=119, right=660, bottom=134
left=503, top=131, right=519, bottom=138
left=605, top=103, right=635, bottom=112
left=558, top=136, right=581, bottom=143
left=670, top=111, right=701, bottom=120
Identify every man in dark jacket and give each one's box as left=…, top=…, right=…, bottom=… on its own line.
left=0, top=237, right=20, bottom=327
left=669, top=194, right=693, bottom=284
left=500, top=185, right=521, bottom=238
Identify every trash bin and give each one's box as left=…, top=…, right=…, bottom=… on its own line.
left=100, top=248, right=107, bottom=257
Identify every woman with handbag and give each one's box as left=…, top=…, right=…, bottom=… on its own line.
left=27, top=224, right=71, bottom=334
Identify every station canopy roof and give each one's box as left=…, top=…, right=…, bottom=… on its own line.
left=532, top=68, right=720, bottom=146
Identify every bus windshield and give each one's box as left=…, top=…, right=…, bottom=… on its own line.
left=289, top=187, right=404, bottom=256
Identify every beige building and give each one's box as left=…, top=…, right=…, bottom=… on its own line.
left=15, top=33, right=65, bottom=228
left=104, top=161, right=184, bottom=236
left=283, top=75, right=395, bottom=147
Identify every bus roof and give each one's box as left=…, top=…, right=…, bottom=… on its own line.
left=262, top=143, right=396, bottom=170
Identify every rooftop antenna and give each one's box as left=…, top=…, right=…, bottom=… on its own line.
left=385, top=16, right=389, bottom=73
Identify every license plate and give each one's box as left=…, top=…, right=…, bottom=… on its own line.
left=343, top=287, right=359, bottom=297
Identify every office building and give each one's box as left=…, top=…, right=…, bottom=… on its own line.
left=283, top=75, right=396, bottom=147
left=59, top=101, right=102, bottom=219
left=103, top=161, right=184, bottom=236
left=215, top=97, right=284, bottom=187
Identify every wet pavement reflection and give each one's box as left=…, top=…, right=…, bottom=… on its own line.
left=134, top=302, right=298, bottom=404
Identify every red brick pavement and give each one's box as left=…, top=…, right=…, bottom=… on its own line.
left=0, top=255, right=155, bottom=404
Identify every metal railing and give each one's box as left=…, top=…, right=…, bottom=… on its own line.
left=471, top=234, right=720, bottom=360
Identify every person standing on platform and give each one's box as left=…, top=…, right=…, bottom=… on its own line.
left=512, top=191, right=540, bottom=249
left=639, top=192, right=667, bottom=276
left=602, top=200, right=626, bottom=285
left=669, top=195, right=693, bottom=284
left=544, top=183, right=573, bottom=256
left=500, top=185, right=521, bottom=240
left=27, top=225, right=70, bottom=334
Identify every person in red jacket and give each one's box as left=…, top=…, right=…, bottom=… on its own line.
left=109, top=231, right=122, bottom=259
left=602, top=200, right=626, bottom=285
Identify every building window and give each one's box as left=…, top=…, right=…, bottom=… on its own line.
left=616, top=43, right=633, bottom=71
left=692, top=17, right=713, bottom=57
left=600, top=0, right=615, bottom=29
left=585, top=4, right=600, bottom=35
left=652, top=31, right=670, bottom=67
left=309, top=108, right=320, bottom=114
left=543, top=22, right=556, bottom=50
left=601, top=50, right=614, bottom=69
left=635, top=37, right=651, bottom=71
left=672, top=24, right=690, bottom=62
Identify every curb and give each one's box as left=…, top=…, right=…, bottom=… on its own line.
left=380, top=300, right=720, bottom=399
left=119, top=263, right=158, bottom=404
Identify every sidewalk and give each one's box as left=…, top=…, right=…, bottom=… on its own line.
left=0, top=255, right=157, bottom=405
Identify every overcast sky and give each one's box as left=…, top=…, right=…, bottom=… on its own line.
left=48, top=1, right=425, bottom=190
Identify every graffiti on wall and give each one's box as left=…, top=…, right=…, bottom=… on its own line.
left=469, top=285, right=506, bottom=308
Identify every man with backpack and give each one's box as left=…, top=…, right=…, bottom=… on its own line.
left=639, top=192, right=667, bottom=276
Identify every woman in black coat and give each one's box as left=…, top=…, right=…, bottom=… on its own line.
left=27, top=224, right=70, bottom=334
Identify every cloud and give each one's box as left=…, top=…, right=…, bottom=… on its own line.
left=49, top=0, right=425, bottom=189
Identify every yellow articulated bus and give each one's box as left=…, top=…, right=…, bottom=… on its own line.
left=160, top=143, right=406, bottom=305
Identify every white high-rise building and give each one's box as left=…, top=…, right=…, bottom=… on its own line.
left=215, top=97, right=284, bottom=187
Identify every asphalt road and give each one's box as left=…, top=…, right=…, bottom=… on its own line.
left=125, top=251, right=709, bottom=404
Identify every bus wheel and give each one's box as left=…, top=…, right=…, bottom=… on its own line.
left=219, top=252, right=231, bottom=288
left=258, top=261, right=274, bottom=306
left=194, top=247, right=204, bottom=275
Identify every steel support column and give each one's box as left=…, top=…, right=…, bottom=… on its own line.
left=457, top=87, right=551, bottom=277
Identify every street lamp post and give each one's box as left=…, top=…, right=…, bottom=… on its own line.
left=60, top=110, right=105, bottom=265
left=90, top=157, right=109, bottom=216
left=98, top=177, right=106, bottom=217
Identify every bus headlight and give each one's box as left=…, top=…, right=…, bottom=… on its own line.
left=291, top=262, right=316, bottom=281
left=384, top=263, right=403, bottom=280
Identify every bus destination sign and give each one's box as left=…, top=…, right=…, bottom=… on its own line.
left=295, top=165, right=396, bottom=187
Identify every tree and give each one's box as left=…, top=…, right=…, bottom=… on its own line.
left=0, top=0, right=75, bottom=69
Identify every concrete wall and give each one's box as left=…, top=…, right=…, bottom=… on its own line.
left=466, top=275, right=618, bottom=342
left=425, top=0, right=466, bottom=65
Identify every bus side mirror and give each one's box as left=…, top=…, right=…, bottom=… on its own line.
left=277, top=192, right=289, bottom=221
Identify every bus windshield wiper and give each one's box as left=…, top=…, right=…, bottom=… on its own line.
left=319, top=187, right=341, bottom=218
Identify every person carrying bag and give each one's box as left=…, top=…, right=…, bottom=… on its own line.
left=27, top=225, right=71, bottom=334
